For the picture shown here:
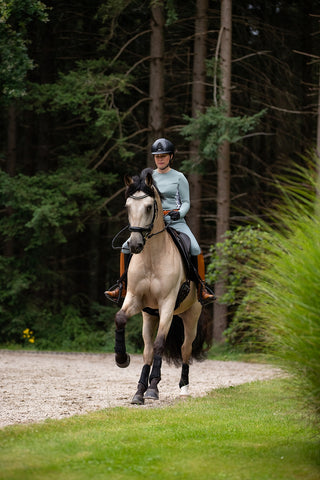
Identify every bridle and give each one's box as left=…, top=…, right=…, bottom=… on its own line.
left=111, top=192, right=168, bottom=250
left=128, top=193, right=167, bottom=243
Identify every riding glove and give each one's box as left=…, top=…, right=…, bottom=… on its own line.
left=169, top=211, right=180, bottom=221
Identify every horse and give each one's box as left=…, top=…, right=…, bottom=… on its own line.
left=114, top=168, right=212, bottom=405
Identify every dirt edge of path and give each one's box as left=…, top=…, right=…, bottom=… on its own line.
left=0, top=350, right=283, bottom=428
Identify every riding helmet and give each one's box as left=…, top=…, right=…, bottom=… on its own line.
left=151, top=138, right=175, bottom=155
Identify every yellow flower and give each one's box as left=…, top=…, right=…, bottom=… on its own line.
left=22, top=328, right=35, bottom=343
left=23, top=328, right=30, bottom=338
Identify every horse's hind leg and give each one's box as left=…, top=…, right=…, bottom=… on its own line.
left=179, top=301, right=202, bottom=396
left=179, top=363, right=190, bottom=396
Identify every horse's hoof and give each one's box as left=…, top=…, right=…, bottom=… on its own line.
left=115, top=353, right=130, bottom=368
left=131, top=393, right=144, bottom=405
left=144, top=388, right=159, bottom=400
left=180, top=385, right=189, bottom=397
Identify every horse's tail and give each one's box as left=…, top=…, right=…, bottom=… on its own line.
left=163, top=308, right=213, bottom=367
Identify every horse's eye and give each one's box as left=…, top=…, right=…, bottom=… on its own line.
left=146, top=205, right=152, bottom=213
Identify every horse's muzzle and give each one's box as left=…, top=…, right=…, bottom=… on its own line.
left=128, top=238, right=144, bottom=254
left=128, top=226, right=150, bottom=254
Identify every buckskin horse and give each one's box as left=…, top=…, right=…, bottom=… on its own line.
left=114, top=168, right=212, bottom=405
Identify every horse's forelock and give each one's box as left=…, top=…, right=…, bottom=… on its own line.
left=125, top=169, right=163, bottom=200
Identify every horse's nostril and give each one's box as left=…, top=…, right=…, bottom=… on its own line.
left=130, top=243, right=144, bottom=254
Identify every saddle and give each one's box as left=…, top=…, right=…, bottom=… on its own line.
left=166, top=226, right=192, bottom=277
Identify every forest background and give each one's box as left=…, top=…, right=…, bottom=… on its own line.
left=1, top=0, right=319, bottom=351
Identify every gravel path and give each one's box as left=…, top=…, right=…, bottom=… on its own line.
left=0, top=350, right=282, bottom=428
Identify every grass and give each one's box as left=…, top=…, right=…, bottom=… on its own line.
left=0, top=378, right=319, bottom=480
left=207, top=342, right=275, bottom=363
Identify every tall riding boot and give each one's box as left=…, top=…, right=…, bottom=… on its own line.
left=191, top=253, right=215, bottom=306
left=104, top=252, right=129, bottom=305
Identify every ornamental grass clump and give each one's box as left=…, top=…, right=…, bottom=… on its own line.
left=252, top=162, right=320, bottom=427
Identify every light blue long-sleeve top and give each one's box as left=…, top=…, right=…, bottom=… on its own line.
left=122, top=168, right=201, bottom=255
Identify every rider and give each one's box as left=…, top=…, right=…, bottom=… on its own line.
left=105, top=138, right=215, bottom=306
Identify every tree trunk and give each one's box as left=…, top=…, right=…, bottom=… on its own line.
left=7, top=105, right=17, bottom=177
left=88, top=217, right=101, bottom=303
left=4, top=104, right=17, bottom=257
left=213, top=0, right=232, bottom=342
left=188, top=0, right=208, bottom=239
left=148, top=2, right=165, bottom=167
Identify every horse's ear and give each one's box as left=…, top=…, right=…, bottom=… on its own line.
left=145, top=171, right=154, bottom=187
left=124, top=174, right=133, bottom=186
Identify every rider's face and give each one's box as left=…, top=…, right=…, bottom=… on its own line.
left=154, top=154, right=171, bottom=172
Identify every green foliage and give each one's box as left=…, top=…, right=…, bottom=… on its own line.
left=0, top=0, right=48, bottom=100
left=207, top=225, right=268, bottom=304
left=26, top=57, right=136, bottom=162
left=97, top=0, right=131, bottom=24
left=27, top=58, right=132, bottom=145
left=207, top=225, right=271, bottom=350
left=0, top=166, right=116, bottom=249
left=0, top=31, right=33, bottom=99
left=165, top=0, right=178, bottom=26
left=0, top=165, right=118, bottom=348
left=31, top=304, right=113, bottom=352
left=0, top=292, right=117, bottom=352
left=224, top=157, right=320, bottom=425
left=0, top=256, right=35, bottom=344
left=206, top=155, right=320, bottom=377
left=252, top=209, right=320, bottom=425
left=0, top=379, right=318, bottom=479
left=180, top=105, right=266, bottom=172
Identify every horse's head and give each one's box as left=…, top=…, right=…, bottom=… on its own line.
left=124, top=168, right=162, bottom=254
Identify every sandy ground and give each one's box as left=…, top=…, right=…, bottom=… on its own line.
left=0, top=350, right=283, bottom=428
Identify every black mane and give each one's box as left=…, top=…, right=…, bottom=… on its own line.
left=125, top=168, right=163, bottom=200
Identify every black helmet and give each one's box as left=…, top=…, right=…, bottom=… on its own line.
left=151, top=138, right=174, bottom=155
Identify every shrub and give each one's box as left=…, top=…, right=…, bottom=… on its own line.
left=206, top=225, right=271, bottom=350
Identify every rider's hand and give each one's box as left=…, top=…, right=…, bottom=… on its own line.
left=169, top=211, right=180, bottom=221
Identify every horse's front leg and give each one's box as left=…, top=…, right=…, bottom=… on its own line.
left=114, top=296, right=140, bottom=368
left=144, top=307, right=174, bottom=401
left=131, top=313, right=158, bottom=405
left=114, top=310, right=130, bottom=368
